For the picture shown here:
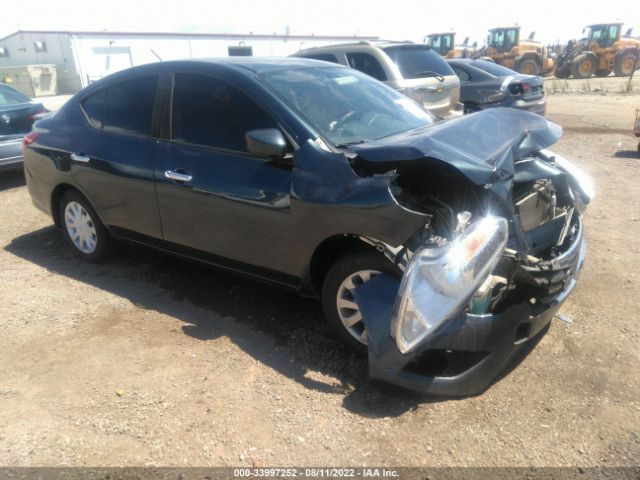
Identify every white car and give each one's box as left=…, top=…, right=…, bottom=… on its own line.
left=293, top=41, right=463, bottom=119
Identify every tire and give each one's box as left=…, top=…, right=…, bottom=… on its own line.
left=516, top=58, right=540, bottom=76
left=614, top=53, right=637, bottom=77
left=595, top=69, right=612, bottom=77
left=321, top=251, right=401, bottom=355
left=571, top=55, right=596, bottom=79
left=463, top=103, right=481, bottom=114
left=555, top=66, right=571, bottom=79
left=58, top=190, right=112, bottom=262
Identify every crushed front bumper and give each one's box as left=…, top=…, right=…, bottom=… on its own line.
left=355, top=219, right=586, bottom=397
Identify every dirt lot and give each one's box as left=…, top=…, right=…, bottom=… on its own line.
left=1, top=90, right=639, bottom=468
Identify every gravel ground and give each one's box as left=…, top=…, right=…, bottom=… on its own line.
left=0, top=92, right=639, bottom=467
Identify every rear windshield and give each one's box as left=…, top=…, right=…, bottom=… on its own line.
left=471, top=60, right=517, bottom=77
left=382, top=45, right=454, bottom=79
left=0, top=85, right=30, bottom=105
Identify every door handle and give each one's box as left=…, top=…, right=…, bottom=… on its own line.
left=70, top=153, right=90, bottom=163
left=164, top=170, right=193, bottom=182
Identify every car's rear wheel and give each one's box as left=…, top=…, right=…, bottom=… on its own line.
left=463, top=103, right=481, bottom=114
left=59, top=191, right=112, bottom=262
left=321, top=251, right=401, bottom=354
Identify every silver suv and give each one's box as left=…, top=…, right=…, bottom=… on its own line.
left=292, top=41, right=463, bottom=119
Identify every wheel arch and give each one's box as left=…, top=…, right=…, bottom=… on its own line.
left=582, top=50, right=599, bottom=63
left=516, top=52, right=541, bottom=65
left=306, top=234, right=383, bottom=297
left=50, top=183, right=106, bottom=230
left=616, top=46, right=639, bottom=59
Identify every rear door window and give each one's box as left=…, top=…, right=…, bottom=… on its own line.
left=382, top=46, right=454, bottom=79
left=345, top=53, right=387, bottom=81
left=101, top=75, right=158, bottom=136
left=171, top=73, right=277, bottom=152
left=81, top=90, right=105, bottom=128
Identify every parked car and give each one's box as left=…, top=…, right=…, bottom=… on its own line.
left=447, top=58, right=546, bottom=115
left=292, top=42, right=463, bottom=120
left=0, top=83, right=47, bottom=170
left=24, top=58, right=592, bottom=396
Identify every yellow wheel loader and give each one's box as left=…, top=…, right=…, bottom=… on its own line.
left=555, top=23, right=640, bottom=79
left=425, top=33, right=476, bottom=59
left=474, top=27, right=555, bottom=75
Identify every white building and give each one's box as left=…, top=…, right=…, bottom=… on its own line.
left=0, top=30, right=378, bottom=94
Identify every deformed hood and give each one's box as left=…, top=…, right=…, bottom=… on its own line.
left=350, top=108, right=562, bottom=185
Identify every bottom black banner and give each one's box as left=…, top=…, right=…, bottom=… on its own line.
left=0, top=467, right=638, bottom=480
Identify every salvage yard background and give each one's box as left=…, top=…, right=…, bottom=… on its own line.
left=1, top=85, right=639, bottom=466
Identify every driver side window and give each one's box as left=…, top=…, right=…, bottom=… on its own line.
left=171, top=73, right=278, bottom=152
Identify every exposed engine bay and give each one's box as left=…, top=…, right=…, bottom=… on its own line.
left=369, top=148, right=589, bottom=319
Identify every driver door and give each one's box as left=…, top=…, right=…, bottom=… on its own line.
left=154, top=72, right=296, bottom=278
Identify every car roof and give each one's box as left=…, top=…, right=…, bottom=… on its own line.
left=191, top=56, right=342, bottom=73
left=295, top=40, right=418, bottom=54
left=71, top=57, right=346, bottom=101
left=586, top=22, right=624, bottom=27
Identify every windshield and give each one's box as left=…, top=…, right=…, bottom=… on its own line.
left=382, top=45, right=454, bottom=79
left=261, top=66, right=434, bottom=146
left=0, top=85, right=30, bottom=105
left=472, top=59, right=517, bottom=77
left=587, top=25, right=606, bottom=41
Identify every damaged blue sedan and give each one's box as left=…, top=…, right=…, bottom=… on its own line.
left=23, top=58, right=592, bottom=396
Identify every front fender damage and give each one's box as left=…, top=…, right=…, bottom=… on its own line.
left=335, top=109, right=590, bottom=396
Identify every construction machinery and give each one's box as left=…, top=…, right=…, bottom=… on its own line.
left=424, top=33, right=475, bottom=59
left=474, top=26, right=554, bottom=76
left=555, top=23, right=640, bottom=79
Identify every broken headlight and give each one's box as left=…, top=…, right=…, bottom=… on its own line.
left=391, top=217, right=508, bottom=354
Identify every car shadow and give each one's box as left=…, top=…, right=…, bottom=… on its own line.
left=0, top=168, right=25, bottom=190
left=613, top=149, right=640, bottom=159
left=5, top=226, right=542, bottom=416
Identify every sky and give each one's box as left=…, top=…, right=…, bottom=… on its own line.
left=1, top=0, right=639, bottom=46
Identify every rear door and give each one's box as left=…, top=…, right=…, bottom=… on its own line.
left=154, top=72, right=296, bottom=280
left=70, top=74, right=163, bottom=239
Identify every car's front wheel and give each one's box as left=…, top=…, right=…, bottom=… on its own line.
left=59, top=190, right=112, bottom=262
left=321, top=251, right=400, bottom=354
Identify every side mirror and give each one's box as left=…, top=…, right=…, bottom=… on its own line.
left=245, top=128, right=287, bottom=158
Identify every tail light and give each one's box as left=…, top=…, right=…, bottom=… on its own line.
left=22, top=131, right=40, bottom=156
left=508, top=82, right=531, bottom=95
left=27, top=109, right=49, bottom=121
